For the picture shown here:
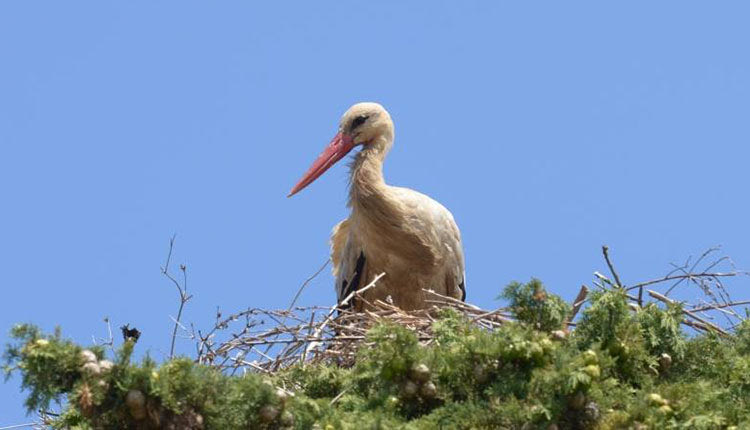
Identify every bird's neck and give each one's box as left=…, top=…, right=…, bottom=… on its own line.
left=347, top=133, right=436, bottom=266
left=348, top=134, right=391, bottom=210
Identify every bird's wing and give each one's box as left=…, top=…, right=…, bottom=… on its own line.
left=432, top=203, right=465, bottom=301
left=330, top=219, right=366, bottom=306
left=331, top=219, right=350, bottom=278
left=392, top=187, right=466, bottom=301
left=447, top=215, right=466, bottom=301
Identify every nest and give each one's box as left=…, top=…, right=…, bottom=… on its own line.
left=195, top=282, right=512, bottom=373
left=188, top=246, right=748, bottom=375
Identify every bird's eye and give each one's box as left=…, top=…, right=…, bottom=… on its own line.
left=351, top=115, right=368, bottom=130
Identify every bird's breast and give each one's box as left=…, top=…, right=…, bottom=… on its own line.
left=350, top=209, right=439, bottom=273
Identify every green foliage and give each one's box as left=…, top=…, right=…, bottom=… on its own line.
left=2, top=323, right=104, bottom=412
left=574, top=289, right=656, bottom=384
left=5, top=284, right=750, bottom=429
left=574, top=288, right=632, bottom=351
left=637, top=302, right=686, bottom=359
left=502, top=278, right=571, bottom=332
left=734, top=317, right=750, bottom=355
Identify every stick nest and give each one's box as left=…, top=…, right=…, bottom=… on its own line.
left=195, top=287, right=511, bottom=374
left=189, top=246, right=747, bottom=375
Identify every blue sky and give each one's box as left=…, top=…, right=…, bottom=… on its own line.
left=2, top=1, right=749, bottom=423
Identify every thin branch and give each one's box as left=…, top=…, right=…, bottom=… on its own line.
left=0, top=424, right=38, bottom=430
left=689, top=300, right=750, bottom=313
left=305, top=272, right=386, bottom=356
left=627, top=272, right=742, bottom=292
left=262, top=258, right=329, bottom=356
left=287, top=259, right=329, bottom=313
left=647, top=290, right=728, bottom=337
left=594, top=272, right=615, bottom=288
left=329, top=387, right=351, bottom=406
left=161, top=235, right=192, bottom=359
left=602, top=245, right=623, bottom=287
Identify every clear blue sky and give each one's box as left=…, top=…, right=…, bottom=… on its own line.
left=2, top=1, right=749, bottom=423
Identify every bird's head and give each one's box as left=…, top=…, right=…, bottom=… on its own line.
left=288, top=102, right=393, bottom=197
left=341, top=102, right=392, bottom=146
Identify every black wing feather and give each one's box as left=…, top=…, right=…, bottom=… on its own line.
left=338, top=251, right=366, bottom=309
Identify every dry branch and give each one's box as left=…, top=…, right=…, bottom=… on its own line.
left=602, top=246, right=623, bottom=287
left=647, top=290, right=728, bottom=337
left=563, top=285, right=589, bottom=331
left=162, top=235, right=192, bottom=360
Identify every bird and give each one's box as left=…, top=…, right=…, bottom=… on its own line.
left=288, top=102, right=465, bottom=311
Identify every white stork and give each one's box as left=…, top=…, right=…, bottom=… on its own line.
left=288, top=102, right=465, bottom=311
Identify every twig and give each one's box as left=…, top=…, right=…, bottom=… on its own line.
left=627, top=272, right=742, bottom=292
left=287, top=259, right=329, bottom=313
left=683, top=246, right=723, bottom=287
left=593, top=272, right=615, bottom=288
left=305, top=272, right=386, bottom=356
left=161, top=235, right=192, bottom=359
left=92, top=317, right=116, bottom=354
left=263, top=259, right=329, bottom=357
left=0, top=424, right=38, bottom=430
left=602, top=246, right=623, bottom=287
left=470, top=307, right=512, bottom=324
left=300, top=311, right=316, bottom=365
left=689, top=300, right=750, bottom=313
left=422, top=289, right=482, bottom=310
left=330, top=387, right=351, bottom=406
left=647, top=290, right=728, bottom=337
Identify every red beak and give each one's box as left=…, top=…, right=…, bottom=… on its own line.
left=288, top=132, right=356, bottom=197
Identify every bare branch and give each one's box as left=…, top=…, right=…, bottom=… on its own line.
left=287, top=259, right=329, bottom=313
left=0, top=423, right=39, bottom=430
left=647, top=290, right=728, bottom=337
left=689, top=300, right=750, bottom=313
left=161, top=235, right=192, bottom=359
left=602, top=245, right=624, bottom=287
left=627, top=272, right=742, bottom=292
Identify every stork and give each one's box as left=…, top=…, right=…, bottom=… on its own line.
left=288, top=103, right=465, bottom=311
